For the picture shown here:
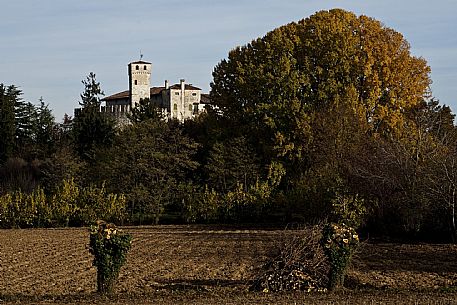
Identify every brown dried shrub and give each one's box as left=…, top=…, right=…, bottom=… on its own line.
left=252, top=225, right=329, bottom=292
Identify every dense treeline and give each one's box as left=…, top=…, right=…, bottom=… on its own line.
left=1, top=9, right=457, bottom=241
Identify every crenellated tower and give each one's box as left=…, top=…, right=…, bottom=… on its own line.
left=128, top=60, right=152, bottom=108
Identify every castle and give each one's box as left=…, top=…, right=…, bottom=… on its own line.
left=101, top=60, right=210, bottom=122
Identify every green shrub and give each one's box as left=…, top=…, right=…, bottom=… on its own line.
left=29, top=187, right=50, bottom=227
left=75, top=182, right=127, bottom=226
left=89, top=221, right=132, bottom=294
left=321, top=222, right=359, bottom=290
left=0, top=193, right=15, bottom=227
left=182, top=186, right=219, bottom=223
left=0, top=188, right=48, bottom=228
left=50, top=178, right=80, bottom=226
left=0, top=179, right=127, bottom=228
left=182, top=181, right=274, bottom=223
left=330, top=189, right=367, bottom=228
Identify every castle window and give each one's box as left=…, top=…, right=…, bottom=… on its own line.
left=173, top=104, right=178, bottom=111
left=174, top=92, right=179, bottom=95
left=134, top=80, right=138, bottom=85
left=193, top=104, right=199, bottom=114
left=189, top=104, right=192, bottom=111
left=192, top=92, right=197, bottom=96
left=144, top=65, right=147, bottom=70
left=136, top=65, right=139, bottom=70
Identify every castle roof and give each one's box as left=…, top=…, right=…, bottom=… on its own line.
left=103, top=90, right=129, bottom=101
left=104, top=84, right=202, bottom=101
left=168, top=84, right=201, bottom=90
left=150, top=87, right=165, bottom=95
left=129, top=60, right=152, bottom=65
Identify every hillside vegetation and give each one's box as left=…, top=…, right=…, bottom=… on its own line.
left=1, top=9, right=456, bottom=242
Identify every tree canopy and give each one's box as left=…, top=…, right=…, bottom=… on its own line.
left=210, top=9, right=431, bottom=172
left=0, top=84, right=19, bottom=162
left=91, top=118, right=199, bottom=223
left=207, top=9, right=456, bottom=237
left=79, top=72, right=104, bottom=108
left=2, top=9, right=457, bottom=240
left=72, top=73, right=116, bottom=161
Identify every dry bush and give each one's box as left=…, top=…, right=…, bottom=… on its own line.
left=252, top=225, right=329, bottom=292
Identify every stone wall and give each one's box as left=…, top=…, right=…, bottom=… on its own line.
left=129, top=62, right=151, bottom=108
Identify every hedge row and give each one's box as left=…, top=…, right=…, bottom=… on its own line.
left=0, top=179, right=126, bottom=228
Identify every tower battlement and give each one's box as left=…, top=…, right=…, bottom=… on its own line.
left=128, top=61, right=152, bottom=108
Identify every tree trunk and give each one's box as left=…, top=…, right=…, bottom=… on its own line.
left=452, top=192, right=456, bottom=243
left=97, top=272, right=116, bottom=294
left=329, top=271, right=345, bottom=291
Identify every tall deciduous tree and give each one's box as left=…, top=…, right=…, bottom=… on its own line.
left=210, top=9, right=432, bottom=186
left=345, top=98, right=456, bottom=237
left=426, top=144, right=457, bottom=241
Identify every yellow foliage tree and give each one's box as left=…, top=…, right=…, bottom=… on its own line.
left=211, top=9, right=431, bottom=178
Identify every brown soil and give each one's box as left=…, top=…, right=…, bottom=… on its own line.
left=1, top=225, right=457, bottom=304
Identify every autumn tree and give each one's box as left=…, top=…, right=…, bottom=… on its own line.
left=208, top=9, right=437, bottom=228
left=426, top=144, right=457, bottom=241
left=210, top=9, right=431, bottom=187
left=345, top=99, right=456, bottom=237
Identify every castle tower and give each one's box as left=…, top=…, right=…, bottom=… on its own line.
left=128, top=60, right=152, bottom=108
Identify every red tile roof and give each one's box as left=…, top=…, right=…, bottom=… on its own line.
left=150, top=87, right=165, bottom=95
left=169, top=84, right=201, bottom=90
left=103, top=90, right=129, bottom=101
left=103, top=87, right=165, bottom=101
left=103, top=85, right=203, bottom=101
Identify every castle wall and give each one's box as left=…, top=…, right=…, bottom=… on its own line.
left=102, top=60, right=208, bottom=124
left=184, top=89, right=201, bottom=118
left=169, top=80, right=201, bottom=121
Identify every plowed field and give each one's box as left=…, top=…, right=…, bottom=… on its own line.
left=1, top=226, right=457, bottom=304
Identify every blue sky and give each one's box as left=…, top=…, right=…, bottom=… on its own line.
left=1, top=0, right=456, bottom=120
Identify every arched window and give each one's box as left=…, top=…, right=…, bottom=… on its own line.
left=136, top=65, right=139, bottom=70
left=173, top=104, right=178, bottom=111
left=144, top=65, right=147, bottom=70
left=189, top=104, right=192, bottom=111
left=134, top=80, right=137, bottom=85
